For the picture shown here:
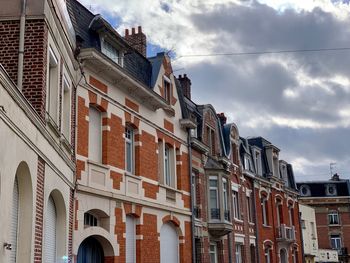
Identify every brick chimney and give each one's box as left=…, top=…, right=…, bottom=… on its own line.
left=178, top=74, right=192, bottom=99
left=217, top=113, right=227, bottom=125
left=124, top=26, right=147, bottom=57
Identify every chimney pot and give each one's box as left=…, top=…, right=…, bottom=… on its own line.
left=125, top=29, right=129, bottom=36
left=132, top=27, right=135, bottom=34
left=217, top=113, right=227, bottom=125
left=138, top=26, right=142, bottom=33
left=124, top=26, right=147, bottom=57
left=177, top=74, right=192, bottom=100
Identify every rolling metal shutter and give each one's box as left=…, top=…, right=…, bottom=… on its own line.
left=160, top=223, right=179, bottom=263
left=44, top=196, right=57, bottom=263
left=126, top=216, right=136, bottom=263
left=10, top=178, right=19, bottom=263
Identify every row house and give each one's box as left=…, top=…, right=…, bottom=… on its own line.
left=0, top=0, right=76, bottom=262
left=67, top=0, right=193, bottom=262
left=297, top=174, right=350, bottom=263
left=243, top=137, right=302, bottom=263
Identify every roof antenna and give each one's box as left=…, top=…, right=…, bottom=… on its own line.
left=330, top=162, right=336, bottom=177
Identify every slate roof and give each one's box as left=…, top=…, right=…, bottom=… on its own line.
left=297, top=176, right=350, bottom=197
left=66, top=0, right=152, bottom=87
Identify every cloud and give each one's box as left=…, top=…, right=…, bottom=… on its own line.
left=78, top=0, right=350, bottom=180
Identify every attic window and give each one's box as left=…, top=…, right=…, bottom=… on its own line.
left=101, top=39, right=123, bottom=66
left=163, top=76, right=171, bottom=103
left=326, top=184, right=337, bottom=196
left=300, top=185, right=311, bottom=196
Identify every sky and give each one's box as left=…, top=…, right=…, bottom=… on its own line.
left=78, top=0, right=350, bottom=181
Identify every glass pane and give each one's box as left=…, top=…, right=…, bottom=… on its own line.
left=210, top=190, right=217, bottom=209
left=126, top=142, right=132, bottom=172
left=209, top=179, right=217, bottom=187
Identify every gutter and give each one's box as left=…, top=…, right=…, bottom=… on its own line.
left=188, top=129, right=196, bottom=263
left=17, top=0, right=27, bottom=90
left=252, top=182, right=261, bottom=263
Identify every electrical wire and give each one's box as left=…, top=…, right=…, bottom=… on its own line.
left=175, top=47, right=350, bottom=59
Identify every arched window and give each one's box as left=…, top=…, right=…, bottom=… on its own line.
left=125, top=126, right=135, bottom=174
left=261, top=196, right=269, bottom=226
left=44, top=196, right=57, bottom=262
left=264, top=246, right=272, bottom=263
left=280, top=248, right=288, bottom=263
left=84, top=212, right=98, bottom=227
left=126, top=215, right=136, bottom=263
left=160, top=223, right=179, bottom=263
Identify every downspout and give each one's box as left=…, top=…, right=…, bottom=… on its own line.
left=17, top=0, right=27, bottom=90
left=187, top=129, right=196, bottom=263
left=252, top=181, right=261, bottom=263
left=298, top=210, right=306, bottom=263
left=228, top=232, right=233, bottom=263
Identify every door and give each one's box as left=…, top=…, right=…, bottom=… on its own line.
left=77, top=236, right=104, bottom=263
left=160, top=223, right=178, bottom=263
left=44, top=196, right=57, bottom=262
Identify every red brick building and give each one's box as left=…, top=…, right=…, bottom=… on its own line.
left=297, top=174, right=350, bottom=263
left=67, top=0, right=193, bottom=262
left=245, top=137, right=302, bottom=263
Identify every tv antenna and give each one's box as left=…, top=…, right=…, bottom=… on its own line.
left=330, top=162, right=336, bottom=177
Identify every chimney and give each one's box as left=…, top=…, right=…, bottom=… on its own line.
left=124, top=26, right=147, bottom=57
left=178, top=74, right=192, bottom=99
left=217, top=113, right=227, bottom=125
left=331, top=173, right=340, bottom=181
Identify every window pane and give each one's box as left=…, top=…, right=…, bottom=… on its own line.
left=210, top=190, right=218, bottom=209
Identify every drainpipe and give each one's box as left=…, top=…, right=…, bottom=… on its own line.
left=17, top=0, right=26, bottom=90
left=252, top=182, right=261, bottom=263
left=188, top=129, right=196, bottom=263
left=228, top=232, right=233, bottom=263
left=298, top=211, right=306, bottom=263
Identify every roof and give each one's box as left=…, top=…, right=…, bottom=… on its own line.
left=66, top=0, right=152, bottom=87
left=297, top=176, right=350, bottom=197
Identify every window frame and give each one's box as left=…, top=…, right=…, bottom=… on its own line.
left=235, top=244, right=243, bottom=263
left=330, top=235, right=342, bottom=250
left=328, top=211, right=340, bottom=225
left=209, top=176, right=220, bottom=220
left=209, top=242, right=218, bottom=263
left=261, top=197, right=269, bottom=226
left=47, top=46, right=60, bottom=125
left=88, top=106, right=102, bottom=163
left=232, top=189, right=241, bottom=220
left=125, top=126, right=135, bottom=174
left=101, top=38, right=123, bottom=66
left=61, top=74, right=72, bottom=142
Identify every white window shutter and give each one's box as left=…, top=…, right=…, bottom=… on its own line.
left=126, top=216, right=136, bottom=263
left=89, top=107, right=102, bottom=162
left=10, top=178, right=19, bottom=263
left=160, top=223, right=179, bottom=263
left=44, top=196, right=57, bottom=263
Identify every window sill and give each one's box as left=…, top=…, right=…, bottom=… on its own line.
left=159, top=183, right=181, bottom=194
left=234, top=218, right=244, bottom=223
left=60, top=134, right=72, bottom=153
left=249, top=222, right=255, bottom=226
left=263, top=224, right=272, bottom=228
left=329, top=224, right=341, bottom=226
left=124, top=172, right=141, bottom=180
left=87, top=160, right=109, bottom=170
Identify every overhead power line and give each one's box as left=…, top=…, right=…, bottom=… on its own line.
left=175, top=47, right=350, bottom=59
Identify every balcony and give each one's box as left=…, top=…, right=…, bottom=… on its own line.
left=339, top=247, right=348, bottom=256
left=277, top=224, right=295, bottom=243
left=193, top=206, right=201, bottom=219
left=208, top=208, right=233, bottom=237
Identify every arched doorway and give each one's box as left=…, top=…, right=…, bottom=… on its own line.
left=77, top=236, right=104, bottom=263
left=280, top=248, right=288, bottom=263
left=160, top=223, right=179, bottom=263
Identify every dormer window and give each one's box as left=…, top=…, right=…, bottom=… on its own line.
left=299, top=185, right=311, bottom=196
left=244, top=155, right=251, bottom=171
left=101, top=38, right=123, bottom=66
left=281, top=163, right=287, bottom=180
left=326, top=184, right=337, bottom=196
left=254, top=150, right=262, bottom=175
left=163, top=76, right=171, bottom=103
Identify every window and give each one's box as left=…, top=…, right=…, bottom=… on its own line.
left=210, top=243, right=218, bottom=263
left=159, top=142, right=175, bottom=188
left=232, top=189, right=240, bottom=220
left=273, top=156, right=279, bottom=178
left=235, top=244, right=243, bottom=263
left=281, top=164, right=287, bottom=179
left=192, top=172, right=199, bottom=218
left=164, top=77, right=171, bottom=103
left=223, top=178, right=229, bottom=221
left=125, top=126, right=134, bottom=174
left=195, top=239, right=201, bottom=263
left=44, top=196, right=57, bottom=263
left=61, top=75, right=71, bottom=141
left=231, top=143, right=238, bottom=164
left=261, top=197, right=269, bottom=226
left=101, top=39, right=122, bottom=65
left=247, top=195, right=253, bottom=223
left=277, top=202, right=283, bottom=226
left=47, top=47, right=59, bottom=124
left=88, top=107, right=102, bottom=163
left=254, top=150, right=262, bottom=175
left=191, top=127, right=197, bottom=138
left=289, top=206, right=295, bottom=226
left=301, top=220, right=306, bottom=229
left=328, top=211, right=339, bottom=225
left=164, top=145, right=171, bottom=186
left=326, top=184, right=337, bottom=196
left=330, top=235, right=341, bottom=249
left=244, top=155, right=250, bottom=171
left=84, top=213, right=98, bottom=227
left=206, top=126, right=215, bottom=155
left=264, top=247, right=271, bottom=263
left=310, top=222, right=316, bottom=238
left=209, top=176, right=220, bottom=220
left=300, top=185, right=311, bottom=196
